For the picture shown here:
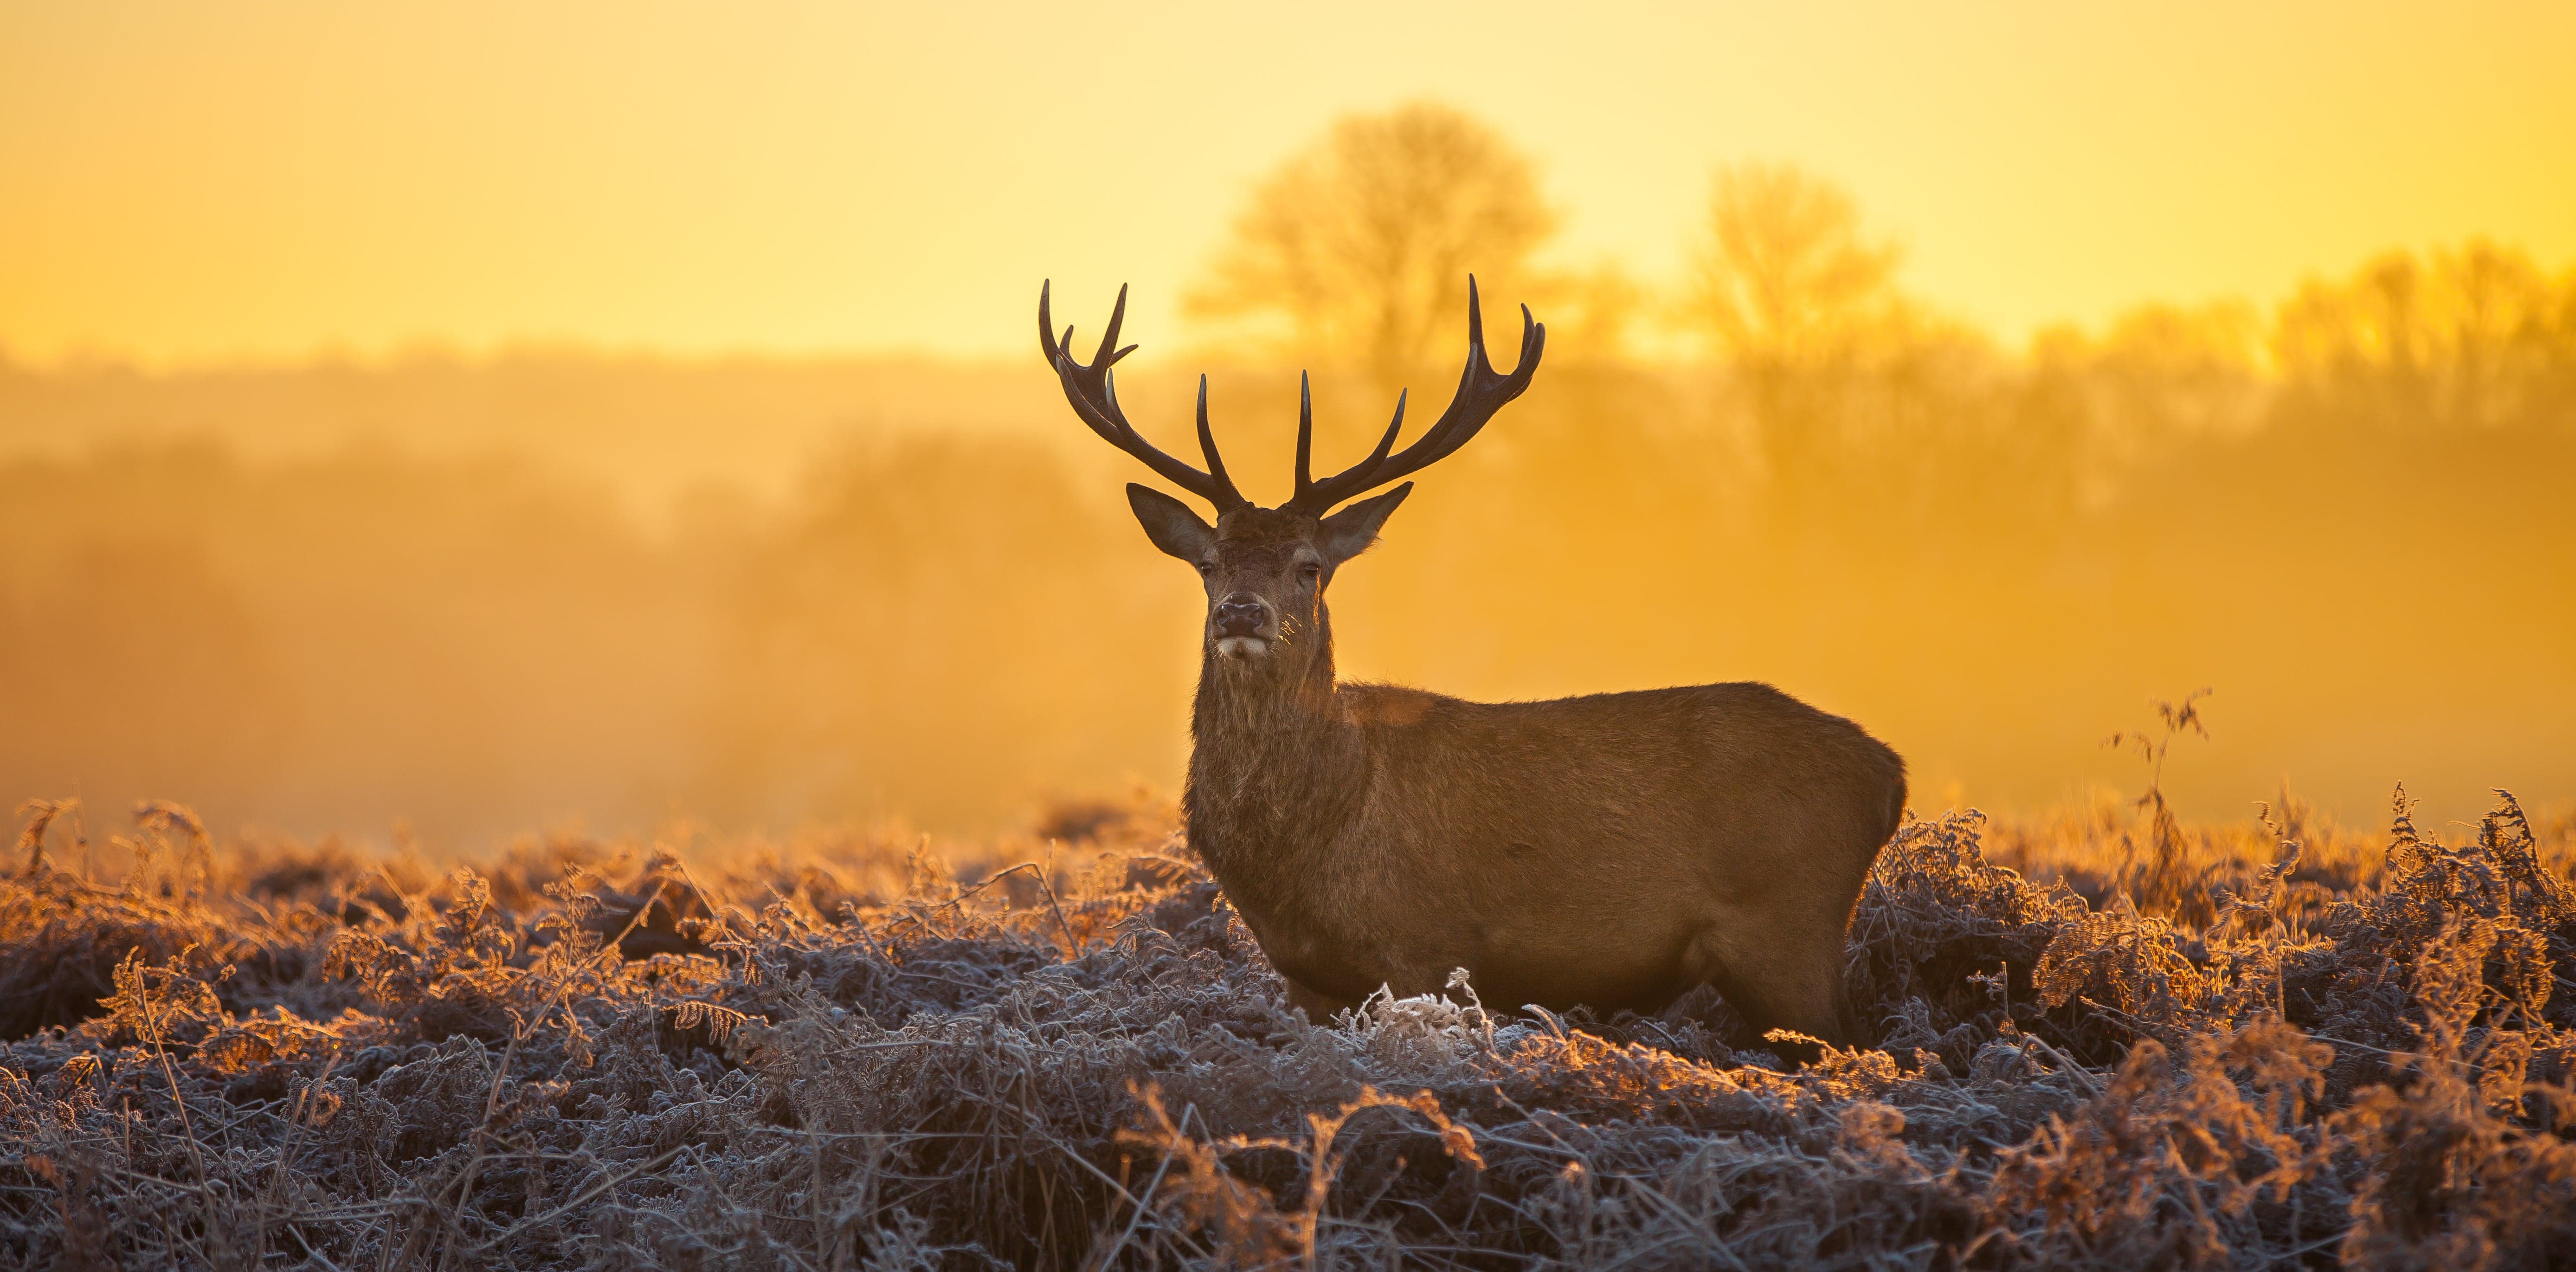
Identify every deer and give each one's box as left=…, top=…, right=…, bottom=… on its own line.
left=1038, top=278, right=1907, bottom=1050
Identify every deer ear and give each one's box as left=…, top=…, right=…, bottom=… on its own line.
left=1317, top=483, right=1411, bottom=566
left=1127, top=484, right=1215, bottom=562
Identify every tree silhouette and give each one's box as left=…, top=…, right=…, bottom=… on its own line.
left=1682, top=162, right=1906, bottom=370
left=1677, top=163, right=1938, bottom=509
left=1185, top=102, right=1558, bottom=391
left=2273, top=240, right=2576, bottom=431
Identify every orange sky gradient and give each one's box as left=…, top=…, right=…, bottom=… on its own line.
left=4, top=0, right=2573, bottom=367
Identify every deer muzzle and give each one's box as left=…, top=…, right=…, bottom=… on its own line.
left=1212, top=596, right=1274, bottom=659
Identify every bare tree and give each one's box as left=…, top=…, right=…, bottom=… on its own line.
left=2273, top=240, right=2576, bottom=431
left=1682, top=162, right=1906, bottom=370
left=1186, top=102, right=1558, bottom=390
left=1680, top=163, right=1932, bottom=504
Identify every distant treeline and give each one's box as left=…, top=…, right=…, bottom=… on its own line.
left=2, top=239, right=2572, bottom=842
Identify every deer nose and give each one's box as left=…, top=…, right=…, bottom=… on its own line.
left=1213, top=597, right=1266, bottom=637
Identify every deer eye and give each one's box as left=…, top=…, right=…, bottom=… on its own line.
left=1299, top=563, right=1322, bottom=583
left=1196, top=561, right=1215, bottom=577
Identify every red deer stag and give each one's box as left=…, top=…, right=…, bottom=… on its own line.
left=1039, top=278, right=1906, bottom=1048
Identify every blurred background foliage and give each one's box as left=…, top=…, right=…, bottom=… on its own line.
left=4, top=103, right=2571, bottom=845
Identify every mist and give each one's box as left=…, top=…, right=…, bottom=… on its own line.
left=6, top=226, right=2570, bottom=846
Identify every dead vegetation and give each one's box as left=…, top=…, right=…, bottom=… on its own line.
left=1, top=784, right=2572, bottom=1270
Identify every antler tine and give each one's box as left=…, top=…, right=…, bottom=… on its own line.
left=1039, top=281, right=1247, bottom=512
left=1294, top=373, right=1312, bottom=496
left=1095, top=282, right=1136, bottom=367
left=1283, top=275, right=1544, bottom=515
left=1465, top=273, right=1488, bottom=368
left=1038, top=278, right=1061, bottom=363
left=1405, top=299, right=1543, bottom=470
left=1293, top=370, right=1409, bottom=509
left=1193, top=375, right=1240, bottom=500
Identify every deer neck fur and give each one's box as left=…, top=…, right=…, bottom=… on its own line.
left=1182, top=601, right=1371, bottom=916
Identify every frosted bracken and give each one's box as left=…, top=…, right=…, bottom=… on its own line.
left=1, top=791, right=2571, bottom=1268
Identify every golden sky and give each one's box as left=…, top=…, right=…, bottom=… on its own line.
left=4, top=0, right=2571, bottom=367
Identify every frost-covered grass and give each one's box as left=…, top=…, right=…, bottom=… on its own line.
left=2, top=788, right=2572, bottom=1269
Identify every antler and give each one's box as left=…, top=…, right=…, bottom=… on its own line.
left=1040, top=281, right=1249, bottom=513
left=1282, top=275, right=1545, bottom=517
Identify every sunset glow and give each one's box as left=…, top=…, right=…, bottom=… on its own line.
left=6, top=0, right=2572, bottom=365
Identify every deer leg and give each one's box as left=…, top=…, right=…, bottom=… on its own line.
left=1683, top=926, right=1852, bottom=1060
left=1283, top=977, right=1357, bottom=1027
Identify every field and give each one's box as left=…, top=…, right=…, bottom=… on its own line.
left=3, top=781, right=2572, bottom=1270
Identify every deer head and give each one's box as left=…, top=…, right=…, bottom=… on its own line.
left=1039, top=278, right=1544, bottom=675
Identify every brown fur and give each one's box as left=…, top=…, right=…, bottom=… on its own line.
left=1048, top=278, right=1904, bottom=1046
left=1146, top=502, right=1906, bottom=1047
